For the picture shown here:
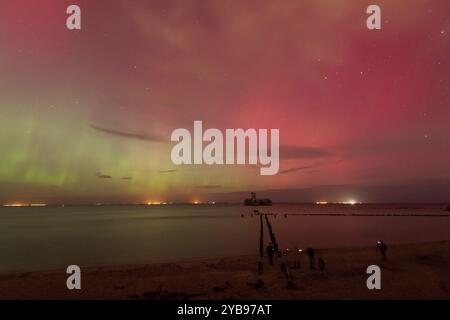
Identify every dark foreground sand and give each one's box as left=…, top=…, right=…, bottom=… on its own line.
left=2, top=240, right=450, bottom=299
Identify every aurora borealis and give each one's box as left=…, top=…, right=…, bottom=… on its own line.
left=0, top=0, right=449, bottom=204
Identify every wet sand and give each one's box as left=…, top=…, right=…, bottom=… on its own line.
left=2, top=240, right=450, bottom=299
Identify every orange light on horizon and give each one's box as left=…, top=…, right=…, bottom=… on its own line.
left=3, top=203, right=47, bottom=207
left=147, top=200, right=167, bottom=206
left=340, top=200, right=362, bottom=205
left=316, top=201, right=328, bottom=205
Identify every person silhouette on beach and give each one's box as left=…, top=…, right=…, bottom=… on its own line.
left=377, top=241, right=388, bottom=261
left=307, top=248, right=316, bottom=270
left=266, top=242, right=274, bottom=265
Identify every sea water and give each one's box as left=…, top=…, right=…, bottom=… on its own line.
left=0, top=204, right=449, bottom=274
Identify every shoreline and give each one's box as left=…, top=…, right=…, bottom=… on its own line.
left=3, top=238, right=448, bottom=276
left=2, top=240, right=450, bottom=299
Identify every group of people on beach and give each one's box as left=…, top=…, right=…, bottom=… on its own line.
left=265, top=243, right=326, bottom=272
left=266, top=240, right=388, bottom=266
left=262, top=240, right=388, bottom=282
left=255, top=211, right=388, bottom=290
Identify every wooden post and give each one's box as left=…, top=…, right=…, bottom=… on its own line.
left=259, top=211, right=264, bottom=258
left=264, top=214, right=278, bottom=252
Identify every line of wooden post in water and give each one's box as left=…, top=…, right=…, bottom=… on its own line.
left=255, top=210, right=296, bottom=287
left=259, top=214, right=264, bottom=258
left=246, top=212, right=450, bottom=217
left=256, top=209, right=280, bottom=256
left=264, top=214, right=279, bottom=252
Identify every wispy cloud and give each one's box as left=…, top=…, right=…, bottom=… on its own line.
left=278, top=165, right=316, bottom=175
left=90, top=124, right=165, bottom=142
left=158, top=169, right=177, bottom=173
left=280, top=146, right=328, bottom=159
left=95, top=172, right=112, bottom=179
left=120, top=176, right=133, bottom=180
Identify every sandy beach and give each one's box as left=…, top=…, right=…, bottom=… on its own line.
left=2, top=240, right=450, bottom=300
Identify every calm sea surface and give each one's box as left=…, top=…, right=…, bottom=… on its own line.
left=1, top=204, right=450, bottom=274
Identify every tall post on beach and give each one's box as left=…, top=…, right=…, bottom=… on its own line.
left=259, top=211, right=264, bottom=258
left=258, top=211, right=264, bottom=274
left=264, top=214, right=279, bottom=252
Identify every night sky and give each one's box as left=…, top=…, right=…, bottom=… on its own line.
left=0, top=0, right=449, bottom=204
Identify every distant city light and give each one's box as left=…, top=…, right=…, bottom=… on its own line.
left=315, top=200, right=362, bottom=205
left=340, top=200, right=362, bottom=205
left=3, top=203, right=47, bottom=207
